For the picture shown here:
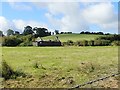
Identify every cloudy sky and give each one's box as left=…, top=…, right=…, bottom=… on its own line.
left=0, top=0, right=119, bottom=34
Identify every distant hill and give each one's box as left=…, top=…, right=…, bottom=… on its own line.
left=42, top=34, right=104, bottom=42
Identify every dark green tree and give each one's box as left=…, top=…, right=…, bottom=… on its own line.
left=55, top=30, right=59, bottom=34
left=0, top=30, right=4, bottom=36
left=14, top=31, right=20, bottom=35
left=2, top=36, right=22, bottom=46
left=33, top=27, right=51, bottom=37
left=7, top=29, right=14, bottom=36
left=23, top=26, right=33, bottom=35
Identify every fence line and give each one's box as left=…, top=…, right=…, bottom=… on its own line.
left=69, top=72, right=120, bottom=90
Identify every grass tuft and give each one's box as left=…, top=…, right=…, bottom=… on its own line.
left=2, top=60, right=26, bottom=80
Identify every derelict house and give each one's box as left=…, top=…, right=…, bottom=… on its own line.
left=33, top=36, right=62, bottom=46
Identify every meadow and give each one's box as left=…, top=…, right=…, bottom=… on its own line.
left=2, top=46, right=118, bottom=88
left=42, top=34, right=103, bottom=42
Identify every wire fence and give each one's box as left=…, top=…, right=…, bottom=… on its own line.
left=69, top=72, right=120, bottom=90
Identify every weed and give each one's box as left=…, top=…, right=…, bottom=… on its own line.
left=33, top=61, right=39, bottom=69
left=2, top=60, right=15, bottom=80
left=2, top=60, right=26, bottom=80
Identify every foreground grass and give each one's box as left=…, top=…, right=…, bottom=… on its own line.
left=2, top=46, right=118, bottom=88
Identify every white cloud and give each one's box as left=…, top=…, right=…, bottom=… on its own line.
left=0, top=16, right=48, bottom=34
left=43, top=2, right=118, bottom=33
left=13, top=19, right=48, bottom=32
left=82, top=2, right=118, bottom=32
left=44, top=2, right=90, bottom=32
left=0, top=16, right=15, bottom=34
left=1, top=1, right=118, bottom=34
left=82, top=3, right=117, bottom=24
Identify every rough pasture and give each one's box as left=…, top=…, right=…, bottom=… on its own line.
left=1, top=46, right=118, bottom=88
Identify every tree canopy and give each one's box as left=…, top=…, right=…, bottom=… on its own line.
left=7, top=29, right=14, bottom=36
left=33, top=27, right=51, bottom=37
left=0, top=30, right=4, bottom=36
left=23, top=26, right=33, bottom=35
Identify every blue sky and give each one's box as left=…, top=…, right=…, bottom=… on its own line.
left=2, top=2, right=48, bottom=22
left=0, top=1, right=119, bottom=34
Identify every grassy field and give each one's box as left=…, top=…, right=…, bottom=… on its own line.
left=2, top=46, right=118, bottom=88
left=42, top=34, right=103, bottom=42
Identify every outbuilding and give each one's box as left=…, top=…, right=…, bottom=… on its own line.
left=33, top=36, right=62, bottom=46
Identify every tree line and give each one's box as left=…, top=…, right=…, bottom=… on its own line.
left=0, top=26, right=51, bottom=37
left=0, top=25, right=119, bottom=46
left=0, top=26, right=112, bottom=37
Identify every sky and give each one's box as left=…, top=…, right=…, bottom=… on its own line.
left=0, top=0, right=119, bottom=34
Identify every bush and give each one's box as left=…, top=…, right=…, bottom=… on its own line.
left=20, top=35, right=33, bottom=42
left=2, top=35, right=35, bottom=46
left=94, top=40, right=102, bottom=46
left=111, top=41, right=120, bottom=46
left=2, top=60, right=15, bottom=80
left=101, top=40, right=111, bottom=46
left=74, top=41, right=80, bottom=46
left=2, top=60, right=26, bottom=80
left=2, top=36, right=22, bottom=46
left=96, top=34, right=120, bottom=42
left=67, top=40, right=74, bottom=46
left=94, top=40, right=110, bottom=46
left=19, top=41, right=33, bottom=46
left=14, top=68, right=26, bottom=78
left=62, top=40, right=110, bottom=46
left=74, top=40, right=88, bottom=46
left=62, top=40, right=74, bottom=46
left=78, top=40, right=88, bottom=46
left=62, top=42, right=67, bottom=46
left=61, top=35, right=119, bottom=46
left=88, top=40, right=94, bottom=46
left=19, top=35, right=34, bottom=46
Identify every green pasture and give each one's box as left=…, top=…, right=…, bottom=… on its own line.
left=42, top=34, right=103, bottom=42
left=2, top=46, right=118, bottom=88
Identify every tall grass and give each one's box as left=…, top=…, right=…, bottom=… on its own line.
left=2, top=60, right=26, bottom=80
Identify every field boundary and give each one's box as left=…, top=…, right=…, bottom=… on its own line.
left=69, top=72, right=120, bottom=89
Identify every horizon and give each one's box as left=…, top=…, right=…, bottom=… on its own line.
left=0, top=1, right=119, bottom=34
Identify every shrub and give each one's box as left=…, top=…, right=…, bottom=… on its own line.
left=2, top=36, right=22, bottom=46
left=20, top=35, right=33, bottom=42
left=62, top=42, right=67, bottom=46
left=80, top=40, right=88, bottom=46
left=101, top=40, right=111, bottom=46
left=14, top=68, right=26, bottom=78
left=62, top=40, right=74, bottom=46
left=19, top=41, right=33, bottom=46
left=2, top=60, right=15, bottom=80
left=2, top=60, right=26, bottom=80
left=94, top=40, right=110, bottom=46
left=62, top=40, right=111, bottom=46
left=111, top=41, right=120, bottom=46
left=74, top=41, right=80, bottom=46
left=88, top=40, right=94, bottom=46
left=19, top=35, right=34, bottom=46
left=96, top=34, right=120, bottom=42
left=67, top=40, right=74, bottom=46
left=94, top=40, right=102, bottom=46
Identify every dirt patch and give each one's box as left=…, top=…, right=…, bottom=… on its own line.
left=98, top=77, right=119, bottom=88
